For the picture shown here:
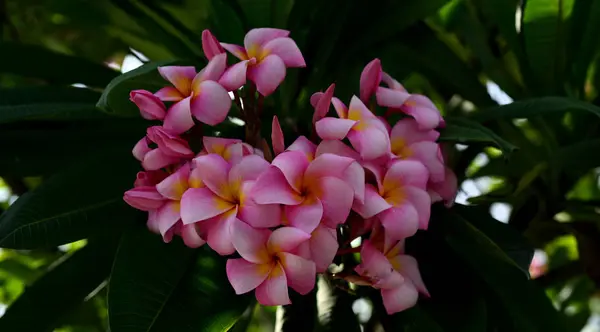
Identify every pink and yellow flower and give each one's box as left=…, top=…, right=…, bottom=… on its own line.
left=133, top=126, right=194, bottom=171
left=221, top=28, right=306, bottom=96
left=226, top=220, right=315, bottom=305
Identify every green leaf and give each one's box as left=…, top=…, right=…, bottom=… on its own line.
left=209, top=0, right=247, bottom=44
left=238, top=0, right=273, bottom=28
left=0, top=86, right=107, bottom=124
left=107, top=226, right=195, bottom=332
left=0, top=238, right=118, bottom=331
left=437, top=207, right=567, bottom=332
left=522, top=0, right=573, bottom=95
left=0, top=42, right=118, bottom=87
left=0, top=147, right=139, bottom=249
left=567, top=0, right=600, bottom=93
left=471, top=96, right=600, bottom=122
left=97, top=60, right=177, bottom=117
left=316, top=277, right=360, bottom=332
left=150, top=248, right=254, bottom=332
left=439, top=116, right=518, bottom=154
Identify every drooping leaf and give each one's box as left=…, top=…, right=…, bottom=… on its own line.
left=0, top=42, right=119, bottom=87
left=107, top=226, right=195, bottom=332
left=471, top=97, right=600, bottom=122
left=0, top=86, right=106, bottom=123
left=0, top=146, right=140, bottom=249
left=439, top=116, right=518, bottom=154
left=0, top=237, right=119, bottom=331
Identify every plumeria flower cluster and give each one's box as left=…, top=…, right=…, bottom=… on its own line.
left=123, top=28, right=457, bottom=315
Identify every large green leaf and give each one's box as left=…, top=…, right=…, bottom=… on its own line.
left=97, top=60, right=178, bottom=117
left=0, top=42, right=119, bottom=87
left=0, top=147, right=140, bottom=249
left=108, top=226, right=195, bottom=332
left=471, top=96, right=600, bottom=122
left=439, top=116, right=518, bottom=154
left=567, top=0, right=600, bottom=93
left=437, top=207, right=567, bottom=331
left=0, top=238, right=118, bottom=331
left=0, top=86, right=107, bottom=123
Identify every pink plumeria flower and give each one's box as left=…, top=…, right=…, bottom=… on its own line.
left=428, top=166, right=457, bottom=207
left=154, top=54, right=245, bottom=134
left=310, top=84, right=335, bottom=124
left=221, top=28, right=306, bottom=96
left=130, top=90, right=166, bottom=120
left=137, top=126, right=194, bottom=171
left=354, top=160, right=431, bottom=239
left=180, top=154, right=281, bottom=255
left=202, top=29, right=225, bottom=60
left=251, top=151, right=360, bottom=233
left=294, top=224, right=338, bottom=273
left=315, top=96, right=391, bottom=160
left=198, top=136, right=255, bottom=164
left=355, top=240, right=426, bottom=314
left=227, top=220, right=315, bottom=305
left=286, top=136, right=317, bottom=160
left=389, top=118, right=445, bottom=182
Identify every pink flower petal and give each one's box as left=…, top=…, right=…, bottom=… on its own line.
left=147, top=126, right=193, bottom=157
left=193, top=154, right=232, bottom=200
left=314, top=176, right=353, bottom=227
left=381, top=72, right=406, bottom=91
left=231, top=218, right=271, bottom=264
left=134, top=170, right=167, bottom=187
left=190, top=80, right=231, bottom=126
left=239, top=182, right=282, bottom=228
left=308, top=225, right=338, bottom=273
left=286, top=136, right=316, bottom=160
left=263, top=37, right=306, bottom=67
left=251, top=167, right=303, bottom=205
left=404, top=187, right=431, bottom=230
left=304, top=153, right=354, bottom=180
left=180, top=223, right=206, bottom=248
left=402, top=95, right=441, bottom=130
left=267, top=227, right=310, bottom=254
left=244, top=28, right=290, bottom=50
left=202, top=137, right=242, bottom=158
left=356, top=240, right=394, bottom=280
left=132, top=137, right=151, bottom=162
left=278, top=253, right=316, bottom=295
left=194, top=53, right=227, bottom=85
left=229, top=155, right=270, bottom=186
left=162, top=97, right=195, bottom=135
left=375, top=270, right=405, bottom=289
left=347, top=125, right=390, bottom=161
left=315, top=140, right=360, bottom=159
left=180, top=187, right=235, bottom=224
left=156, top=163, right=191, bottom=200
left=123, top=186, right=166, bottom=211
left=142, top=149, right=180, bottom=171
left=383, top=160, right=429, bottom=191
left=202, top=29, right=225, bottom=60
left=429, top=167, right=457, bottom=206
left=226, top=258, right=271, bottom=294
left=155, top=87, right=184, bottom=102
left=284, top=197, right=323, bottom=233
left=312, top=84, right=335, bottom=123
left=272, top=150, right=309, bottom=192
left=331, top=97, right=348, bottom=118
left=378, top=204, right=419, bottom=240
left=310, top=92, right=323, bottom=108
left=348, top=95, right=377, bottom=121
left=218, top=60, right=248, bottom=91
left=271, top=116, right=285, bottom=156
left=156, top=201, right=181, bottom=239
left=188, top=167, right=205, bottom=189
left=352, top=184, right=391, bottom=218
left=380, top=282, right=419, bottom=314
left=130, top=90, right=166, bottom=120
left=315, top=118, right=356, bottom=140
left=157, top=66, right=196, bottom=95
left=346, top=162, right=366, bottom=203
left=394, top=255, right=430, bottom=296
left=255, top=263, right=291, bottom=306
left=248, top=54, right=286, bottom=96
left=376, top=86, right=411, bottom=109
left=409, top=142, right=445, bottom=183
left=146, top=210, right=160, bottom=234
left=206, top=208, right=237, bottom=255
left=359, top=59, right=382, bottom=103
left=220, top=43, right=249, bottom=60
left=390, top=118, right=439, bottom=145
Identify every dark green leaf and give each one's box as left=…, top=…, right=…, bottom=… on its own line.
left=149, top=247, right=254, bottom=332
left=209, top=0, right=247, bottom=44
left=316, top=277, right=360, bottom=332
left=0, top=147, right=139, bottom=249
left=97, top=60, right=177, bottom=117
left=471, top=96, right=600, bottom=122
left=0, top=238, right=118, bottom=331
left=439, top=116, right=518, bottom=154
left=0, top=86, right=106, bottom=123
left=108, top=226, right=195, bottom=332
left=0, top=42, right=118, bottom=87
left=238, top=0, right=273, bottom=28
left=437, top=207, right=567, bottom=332
left=566, top=0, right=600, bottom=93
left=385, top=306, right=446, bottom=332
